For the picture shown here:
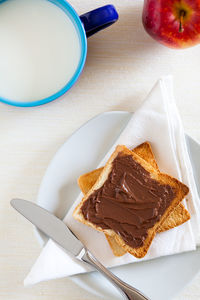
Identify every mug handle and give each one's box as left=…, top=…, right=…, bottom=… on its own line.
left=80, top=5, right=118, bottom=38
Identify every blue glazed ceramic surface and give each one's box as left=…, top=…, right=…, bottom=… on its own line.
left=0, top=0, right=87, bottom=107
left=0, top=1, right=118, bottom=107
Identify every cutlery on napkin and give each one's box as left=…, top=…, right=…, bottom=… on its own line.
left=24, top=76, right=200, bottom=286
left=11, top=199, right=150, bottom=300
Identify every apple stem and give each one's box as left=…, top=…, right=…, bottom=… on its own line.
left=179, top=10, right=185, bottom=33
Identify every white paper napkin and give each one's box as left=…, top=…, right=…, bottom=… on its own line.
left=24, top=76, right=200, bottom=286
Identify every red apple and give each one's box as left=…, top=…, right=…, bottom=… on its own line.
left=142, top=0, right=200, bottom=49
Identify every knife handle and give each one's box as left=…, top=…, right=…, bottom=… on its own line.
left=81, top=248, right=150, bottom=300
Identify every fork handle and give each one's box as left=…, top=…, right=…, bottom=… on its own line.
left=81, top=248, right=150, bottom=300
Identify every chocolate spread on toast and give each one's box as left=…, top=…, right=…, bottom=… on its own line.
left=81, top=153, right=175, bottom=248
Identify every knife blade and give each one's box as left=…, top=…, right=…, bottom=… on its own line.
left=10, top=198, right=83, bottom=257
left=11, top=198, right=150, bottom=300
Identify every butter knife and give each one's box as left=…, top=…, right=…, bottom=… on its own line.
left=11, top=198, right=150, bottom=300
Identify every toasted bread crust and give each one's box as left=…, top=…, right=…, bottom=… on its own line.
left=157, top=202, right=190, bottom=233
left=134, top=142, right=159, bottom=170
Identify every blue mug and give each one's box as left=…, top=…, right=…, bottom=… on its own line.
left=0, top=0, right=118, bottom=107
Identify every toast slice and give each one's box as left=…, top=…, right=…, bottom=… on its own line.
left=74, top=145, right=189, bottom=258
left=78, top=143, right=190, bottom=234
left=78, top=142, right=190, bottom=256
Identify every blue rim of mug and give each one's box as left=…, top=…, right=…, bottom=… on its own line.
left=0, top=0, right=87, bottom=107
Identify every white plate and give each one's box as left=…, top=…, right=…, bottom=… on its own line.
left=35, top=111, right=200, bottom=300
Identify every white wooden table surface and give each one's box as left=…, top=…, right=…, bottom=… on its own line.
left=1, top=0, right=200, bottom=299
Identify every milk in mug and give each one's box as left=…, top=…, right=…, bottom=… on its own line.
left=0, top=0, right=81, bottom=102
